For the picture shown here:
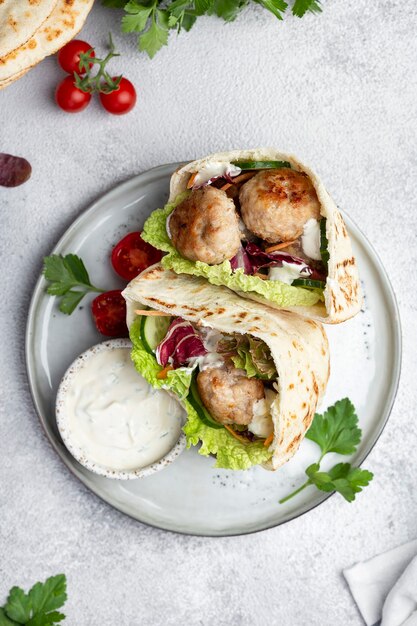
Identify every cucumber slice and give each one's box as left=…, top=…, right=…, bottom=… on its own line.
left=188, top=379, right=224, bottom=429
left=231, top=160, right=291, bottom=170
left=320, top=218, right=330, bottom=268
left=140, top=314, right=171, bottom=355
left=292, top=278, right=326, bottom=289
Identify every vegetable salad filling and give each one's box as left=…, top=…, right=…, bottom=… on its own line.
left=130, top=311, right=278, bottom=469
left=142, top=161, right=330, bottom=309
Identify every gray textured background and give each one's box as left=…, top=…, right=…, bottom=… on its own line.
left=1, top=1, right=416, bottom=624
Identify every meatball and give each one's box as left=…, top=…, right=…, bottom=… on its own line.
left=239, top=168, right=321, bottom=243
left=169, top=187, right=241, bottom=265
left=197, top=367, right=265, bottom=426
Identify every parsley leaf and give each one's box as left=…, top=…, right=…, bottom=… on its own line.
left=292, top=0, right=321, bottom=17
left=139, top=16, right=169, bottom=57
left=255, top=0, right=287, bottom=20
left=105, top=0, right=323, bottom=58
left=279, top=399, right=373, bottom=505
left=305, top=398, right=362, bottom=456
left=211, top=0, right=247, bottom=21
left=27, top=575, right=67, bottom=616
left=0, top=608, right=18, bottom=626
left=3, top=589, right=30, bottom=624
left=43, top=254, right=105, bottom=315
left=307, top=463, right=374, bottom=502
left=1, top=575, right=67, bottom=626
left=122, top=1, right=154, bottom=32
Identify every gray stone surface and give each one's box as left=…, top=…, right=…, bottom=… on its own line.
left=0, top=1, right=416, bottom=624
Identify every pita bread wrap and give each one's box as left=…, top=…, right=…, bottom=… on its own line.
left=123, top=265, right=330, bottom=471
left=0, top=0, right=94, bottom=87
left=142, top=148, right=361, bottom=324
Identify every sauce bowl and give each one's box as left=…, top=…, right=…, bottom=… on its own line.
left=56, top=338, right=187, bottom=480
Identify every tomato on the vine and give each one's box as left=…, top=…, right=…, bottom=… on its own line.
left=111, top=232, right=163, bottom=281
left=99, top=77, right=137, bottom=115
left=58, top=40, right=95, bottom=74
left=91, top=290, right=129, bottom=337
left=55, top=76, right=91, bottom=113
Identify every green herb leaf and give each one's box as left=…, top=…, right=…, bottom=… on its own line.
left=104, top=0, right=323, bottom=57
left=139, top=16, right=169, bottom=57
left=27, top=575, right=67, bottom=616
left=27, top=612, right=66, bottom=626
left=180, top=13, right=197, bottom=30
left=211, top=0, right=247, bottom=21
left=58, top=290, right=87, bottom=315
left=1, top=575, right=67, bottom=626
left=279, top=399, right=373, bottom=505
left=308, top=463, right=374, bottom=502
left=255, top=0, right=288, bottom=20
left=0, top=608, right=18, bottom=626
left=122, top=4, right=153, bottom=32
left=306, top=398, right=362, bottom=456
left=195, top=0, right=212, bottom=15
left=292, top=0, right=321, bottom=17
left=43, top=254, right=104, bottom=315
left=167, top=0, right=191, bottom=17
left=4, top=587, right=31, bottom=623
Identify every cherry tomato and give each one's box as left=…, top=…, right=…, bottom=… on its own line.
left=99, top=77, right=137, bottom=115
left=55, top=76, right=91, bottom=113
left=111, top=232, right=163, bottom=281
left=58, top=39, right=95, bottom=74
left=91, top=290, right=129, bottom=337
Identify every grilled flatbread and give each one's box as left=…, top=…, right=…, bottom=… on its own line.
left=123, top=265, right=330, bottom=470
left=145, top=148, right=362, bottom=324
left=0, top=0, right=94, bottom=87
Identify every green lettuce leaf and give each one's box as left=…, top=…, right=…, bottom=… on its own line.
left=129, top=317, right=272, bottom=470
left=142, top=196, right=323, bottom=308
left=218, top=334, right=276, bottom=380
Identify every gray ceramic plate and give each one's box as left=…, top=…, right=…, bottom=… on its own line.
left=26, top=164, right=401, bottom=536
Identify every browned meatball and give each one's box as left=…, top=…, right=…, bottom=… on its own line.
left=169, top=187, right=241, bottom=265
left=239, top=168, right=321, bottom=243
left=197, top=367, right=265, bottom=425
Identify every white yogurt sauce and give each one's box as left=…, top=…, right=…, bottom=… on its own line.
left=268, top=261, right=311, bottom=285
left=192, top=161, right=241, bottom=187
left=249, top=388, right=276, bottom=438
left=301, top=218, right=321, bottom=260
left=65, top=348, right=184, bottom=471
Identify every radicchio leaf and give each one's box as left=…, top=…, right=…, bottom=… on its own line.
left=244, top=241, right=308, bottom=272
left=0, top=153, right=32, bottom=187
left=230, top=245, right=252, bottom=274
left=156, top=318, right=207, bottom=368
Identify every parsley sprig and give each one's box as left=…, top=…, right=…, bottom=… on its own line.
left=103, top=0, right=322, bottom=58
left=0, top=575, right=67, bottom=626
left=43, top=254, right=105, bottom=315
left=280, top=399, right=374, bottom=504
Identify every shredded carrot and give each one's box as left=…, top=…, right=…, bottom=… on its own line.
left=157, top=365, right=174, bottom=379
left=254, top=273, right=268, bottom=280
left=187, top=173, right=197, bottom=189
left=220, top=182, right=233, bottom=191
left=265, top=240, right=297, bottom=253
left=134, top=310, right=172, bottom=316
left=224, top=424, right=249, bottom=445
left=264, top=433, right=274, bottom=447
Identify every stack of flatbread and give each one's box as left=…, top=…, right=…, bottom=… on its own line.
left=0, top=0, right=94, bottom=90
